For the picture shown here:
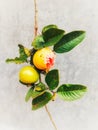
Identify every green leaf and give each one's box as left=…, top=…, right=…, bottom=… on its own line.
left=25, top=83, right=46, bottom=102
left=54, top=31, right=86, bottom=53
left=45, top=69, right=59, bottom=90
left=25, top=87, right=34, bottom=102
left=42, top=24, right=58, bottom=34
left=31, top=91, right=45, bottom=99
left=42, top=28, right=65, bottom=47
left=32, top=35, right=45, bottom=50
left=57, top=84, right=87, bottom=101
left=6, top=44, right=29, bottom=64
left=32, top=25, right=65, bottom=49
left=32, top=91, right=52, bottom=110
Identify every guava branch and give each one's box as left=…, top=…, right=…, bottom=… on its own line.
left=45, top=105, right=58, bottom=130
left=33, top=1, right=58, bottom=130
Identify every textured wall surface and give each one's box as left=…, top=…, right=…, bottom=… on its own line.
left=0, top=0, right=98, bottom=130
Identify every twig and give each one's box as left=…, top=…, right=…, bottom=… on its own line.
left=34, top=0, right=38, bottom=37
left=45, top=105, right=58, bottom=130
left=33, top=1, right=58, bottom=130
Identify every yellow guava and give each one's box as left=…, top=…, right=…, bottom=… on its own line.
left=33, top=47, right=55, bottom=71
left=19, top=66, right=39, bottom=84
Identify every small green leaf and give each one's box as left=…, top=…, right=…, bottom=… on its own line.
left=25, top=87, right=34, bottom=102
left=45, top=69, right=59, bottom=90
left=32, top=35, right=45, bottom=50
left=42, top=28, right=65, bottom=47
left=35, top=82, right=46, bottom=92
left=25, top=83, right=46, bottom=102
left=32, top=91, right=52, bottom=110
left=6, top=57, right=25, bottom=64
left=54, top=31, right=86, bottom=53
left=6, top=44, right=29, bottom=64
left=57, top=84, right=87, bottom=101
left=42, top=24, right=58, bottom=34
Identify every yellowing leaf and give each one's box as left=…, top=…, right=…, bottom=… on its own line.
left=6, top=44, right=29, bottom=64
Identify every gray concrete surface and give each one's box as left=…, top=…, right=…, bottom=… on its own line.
left=0, top=0, right=98, bottom=130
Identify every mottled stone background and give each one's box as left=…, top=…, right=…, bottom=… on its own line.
left=0, top=0, right=98, bottom=130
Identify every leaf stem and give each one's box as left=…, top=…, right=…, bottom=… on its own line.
left=39, top=73, right=41, bottom=82
left=45, top=105, right=58, bottom=130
